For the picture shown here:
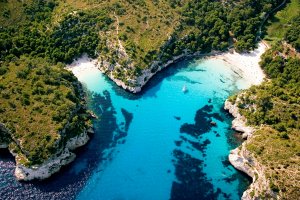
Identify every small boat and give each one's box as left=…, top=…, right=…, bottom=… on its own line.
left=182, top=85, right=188, bottom=93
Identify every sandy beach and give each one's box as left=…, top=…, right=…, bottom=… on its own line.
left=65, top=54, right=98, bottom=77
left=67, top=42, right=268, bottom=88
left=212, top=42, right=267, bottom=86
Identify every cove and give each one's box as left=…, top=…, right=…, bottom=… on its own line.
left=0, top=57, right=251, bottom=199
left=75, top=58, right=251, bottom=200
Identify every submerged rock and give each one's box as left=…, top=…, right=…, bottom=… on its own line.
left=174, top=116, right=181, bottom=120
left=210, top=121, right=217, bottom=126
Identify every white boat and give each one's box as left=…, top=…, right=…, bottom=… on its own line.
left=182, top=85, right=188, bottom=93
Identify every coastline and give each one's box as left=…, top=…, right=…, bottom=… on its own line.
left=221, top=43, right=272, bottom=199
left=14, top=130, right=90, bottom=181
left=210, top=42, right=266, bottom=86
left=224, top=98, right=276, bottom=199
left=69, top=42, right=267, bottom=94
left=67, top=43, right=268, bottom=199
left=0, top=71, right=93, bottom=181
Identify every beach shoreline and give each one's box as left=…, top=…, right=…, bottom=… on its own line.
left=67, top=42, right=267, bottom=88
left=210, top=42, right=267, bottom=86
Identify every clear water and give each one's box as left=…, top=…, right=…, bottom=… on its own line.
left=76, top=58, right=251, bottom=200
left=0, top=58, right=251, bottom=200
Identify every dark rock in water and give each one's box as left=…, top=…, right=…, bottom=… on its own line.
left=174, top=140, right=182, bottom=146
left=121, top=108, right=133, bottom=132
left=167, top=169, right=171, bottom=173
left=208, top=98, right=212, bottom=103
left=221, top=158, right=232, bottom=169
left=216, top=133, right=221, bottom=137
left=223, top=174, right=238, bottom=183
left=187, top=139, right=211, bottom=152
left=180, top=104, right=223, bottom=137
left=210, top=121, right=217, bottom=126
left=174, top=116, right=181, bottom=120
left=170, top=150, right=220, bottom=200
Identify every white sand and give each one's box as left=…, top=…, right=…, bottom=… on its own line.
left=66, top=43, right=268, bottom=89
left=65, top=54, right=98, bottom=77
left=212, top=42, right=267, bottom=86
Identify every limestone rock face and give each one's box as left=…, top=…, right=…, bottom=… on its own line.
left=229, top=143, right=276, bottom=200
left=229, top=147, right=255, bottom=178
left=14, top=130, right=89, bottom=181
left=98, top=49, right=220, bottom=94
left=225, top=97, right=276, bottom=200
left=66, top=130, right=90, bottom=151
left=15, top=149, right=76, bottom=181
left=224, top=99, right=254, bottom=138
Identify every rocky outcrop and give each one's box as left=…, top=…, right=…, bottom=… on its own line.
left=224, top=98, right=254, bottom=139
left=14, top=129, right=89, bottom=181
left=0, top=104, right=92, bottom=181
left=225, top=97, right=276, bottom=199
left=98, top=48, right=220, bottom=93
left=66, top=130, right=90, bottom=151
left=15, top=149, right=76, bottom=181
left=229, top=143, right=276, bottom=200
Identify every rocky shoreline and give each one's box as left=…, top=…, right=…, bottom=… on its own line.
left=14, top=130, right=90, bottom=181
left=98, top=50, right=221, bottom=93
left=98, top=42, right=266, bottom=94
left=0, top=122, right=92, bottom=181
left=224, top=96, right=275, bottom=199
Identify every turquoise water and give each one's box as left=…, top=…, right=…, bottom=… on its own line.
left=0, top=58, right=250, bottom=199
left=75, top=58, right=251, bottom=200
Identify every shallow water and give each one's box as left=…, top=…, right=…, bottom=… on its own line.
left=0, top=58, right=251, bottom=200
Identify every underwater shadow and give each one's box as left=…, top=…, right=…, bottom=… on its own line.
left=0, top=89, right=132, bottom=200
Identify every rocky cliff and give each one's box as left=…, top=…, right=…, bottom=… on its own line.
left=14, top=130, right=90, bottom=181
left=225, top=96, right=277, bottom=199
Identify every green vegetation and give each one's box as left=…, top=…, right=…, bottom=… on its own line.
left=238, top=47, right=299, bottom=132
left=285, top=15, right=300, bottom=50
left=234, top=25, right=300, bottom=199
left=0, top=0, right=288, bottom=174
left=0, top=1, right=112, bottom=63
left=94, top=0, right=282, bottom=83
left=0, top=0, right=93, bottom=166
left=0, top=57, right=91, bottom=166
left=264, top=0, right=300, bottom=45
left=0, top=0, right=283, bottom=82
left=236, top=46, right=300, bottom=199
left=227, top=1, right=300, bottom=197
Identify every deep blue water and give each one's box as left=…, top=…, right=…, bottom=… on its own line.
left=0, top=58, right=251, bottom=200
